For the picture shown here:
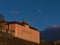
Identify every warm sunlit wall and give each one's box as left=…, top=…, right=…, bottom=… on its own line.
left=15, top=24, right=40, bottom=44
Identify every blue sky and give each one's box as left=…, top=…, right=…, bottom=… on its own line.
left=0, top=0, right=60, bottom=31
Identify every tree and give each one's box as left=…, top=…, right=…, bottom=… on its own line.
left=0, top=13, right=5, bottom=21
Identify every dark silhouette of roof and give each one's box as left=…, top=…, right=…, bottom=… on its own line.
left=6, top=21, right=39, bottom=31
left=29, top=26, right=39, bottom=31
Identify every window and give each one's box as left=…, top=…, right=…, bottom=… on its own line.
left=2, top=29, right=6, bottom=33
left=8, top=30, right=15, bottom=38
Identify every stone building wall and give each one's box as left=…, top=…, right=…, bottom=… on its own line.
left=15, top=24, right=40, bottom=44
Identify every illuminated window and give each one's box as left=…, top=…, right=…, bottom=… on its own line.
left=2, top=29, right=6, bottom=33
left=8, top=30, right=15, bottom=38
left=2, top=29, right=6, bottom=37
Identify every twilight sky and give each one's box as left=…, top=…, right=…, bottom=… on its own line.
left=0, top=0, right=60, bottom=31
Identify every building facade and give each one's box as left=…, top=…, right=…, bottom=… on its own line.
left=0, top=20, right=40, bottom=45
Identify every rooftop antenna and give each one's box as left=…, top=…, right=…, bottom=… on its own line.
left=22, top=18, right=29, bottom=25
left=22, top=18, right=27, bottom=23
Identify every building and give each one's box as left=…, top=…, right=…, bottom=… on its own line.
left=0, top=20, right=40, bottom=45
